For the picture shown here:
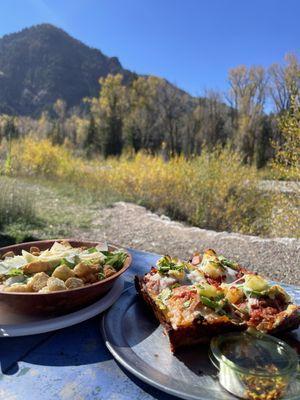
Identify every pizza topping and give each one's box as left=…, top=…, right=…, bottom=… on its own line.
left=192, top=282, right=235, bottom=317
left=140, top=248, right=299, bottom=333
left=191, top=250, right=242, bottom=283
left=267, top=285, right=291, bottom=303
left=196, top=282, right=223, bottom=299
left=201, top=259, right=225, bottom=280
left=248, top=306, right=278, bottom=329
left=186, top=268, right=206, bottom=284
left=144, top=272, right=178, bottom=296
left=205, top=275, right=226, bottom=286
left=168, top=269, right=185, bottom=281
left=156, top=287, right=173, bottom=310
left=166, top=285, right=201, bottom=327
left=199, top=295, right=222, bottom=310
left=156, top=256, right=185, bottom=275
left=218, top=255, right=240, bottom=271
left=190, top=253, right=201, bottom=266
left=224, top=286, right=245, bottom=304
left=196, top=249, right=227, bottom=284
left=183, top=300, right=191, bottom=308
left=243, top=274, right=270, bottom=294
left=231, top=302, right=249, bottom=317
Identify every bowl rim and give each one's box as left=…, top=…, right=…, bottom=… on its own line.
left=0, top=238, right=132, bottom=296
left=209, top=332, right=299, bottom=377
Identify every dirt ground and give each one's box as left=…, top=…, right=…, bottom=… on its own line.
left=74, top=202, right=300, bottom=285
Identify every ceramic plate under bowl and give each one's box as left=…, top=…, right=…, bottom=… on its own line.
left=0, top=239, right=131, bottom=316
left=0, top=277, right=124, bottom=337
left=101, top=285, right=300, bottom=400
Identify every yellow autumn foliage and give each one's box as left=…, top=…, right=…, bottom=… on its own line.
left=271, top=95, right=300, bottom=181
left=269, top=96, right=300, bottom=237
left=7, top=137, right=273, bottom=235
left=11, top=137, right=83, bottom=178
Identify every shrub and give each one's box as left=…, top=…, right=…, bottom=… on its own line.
left=80, top=148, right=270, bottom=235
left=11, top=137, right=82, bottom=179
left=266, top=94, right=300, bottom=237
left=10, top=138, right=273, bottom=236
left=271, top=95, right=300, bottom=181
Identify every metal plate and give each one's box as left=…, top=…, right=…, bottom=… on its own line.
left=101, top=284, right=300, bottom=400
left=0, top=278, right=124, bottom=337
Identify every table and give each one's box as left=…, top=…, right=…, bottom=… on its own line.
left=0, top=249, right=179, bottom=400
left=0, top=249, right=299, bottom=400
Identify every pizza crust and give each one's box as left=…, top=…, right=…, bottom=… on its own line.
left=135, top=275, right=300, bottom=353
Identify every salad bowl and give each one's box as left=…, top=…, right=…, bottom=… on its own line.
left=0, top=239, right=131, bottom=316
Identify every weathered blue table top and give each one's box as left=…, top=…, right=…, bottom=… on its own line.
left=0, top=249, right=299, bottom=400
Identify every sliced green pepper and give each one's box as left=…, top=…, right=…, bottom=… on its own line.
left=183, top=300, right=191, bottom=308
left=200, top=295, right=230, bottom=317
left=156, top=255, right=185, bottom=275
left=200, top=295, right=219, bottom=309
left=218, top=255, right=239, bottom=271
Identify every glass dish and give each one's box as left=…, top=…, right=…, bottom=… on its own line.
left=209, top=332, right=300, bottom=400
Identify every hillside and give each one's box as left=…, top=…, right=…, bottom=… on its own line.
left=0, top=24, right=135, bottom=116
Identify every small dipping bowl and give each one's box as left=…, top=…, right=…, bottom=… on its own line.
left=209, top=332, right=300, bottom=400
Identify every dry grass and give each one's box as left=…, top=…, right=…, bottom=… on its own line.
left=0, top=176, right=37, bottom=229
left=5, top=137, right=276, bottom=236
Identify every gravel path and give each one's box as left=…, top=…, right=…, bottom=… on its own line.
left=260, top=180, right=300, bottom=194
left=75, top=202, right=300, bottom=286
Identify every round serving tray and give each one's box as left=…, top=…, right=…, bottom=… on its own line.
left=0, top=277, right=124, bottom=337
left=101, top=285, right=300, bottom=400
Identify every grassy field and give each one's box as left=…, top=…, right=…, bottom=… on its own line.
left=0, top=176, right=112, bottom=244
left=0, top=137, right=299, bottom=242
left=0, top=173, right=299, bottom=246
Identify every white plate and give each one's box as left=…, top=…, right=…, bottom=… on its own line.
left=0, top=277, right=124, bottom=337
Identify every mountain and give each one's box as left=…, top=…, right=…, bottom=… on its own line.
left=0, top=24, right=135, bottom=116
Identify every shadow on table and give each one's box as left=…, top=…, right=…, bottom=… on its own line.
left=118, top=362, right=182, bottom=400
left=0, top=316, right=112, bottom=375
left=0, top=248, right=159, bottom=377
left=175, top=345, right=218, bottom=377
left=0, top=233, right=39, bottom=248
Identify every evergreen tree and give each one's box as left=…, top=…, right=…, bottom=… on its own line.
left=90, top=74, right=127, bottom=158
left=101, top=114, right=123, bottom=157
left=49, top=121, right=64, bottom=145
left=84, top=115, right=100, bottom=156
left=255, top=116, right=272, bottom=168
left=3, top=117, right=19, bottom=141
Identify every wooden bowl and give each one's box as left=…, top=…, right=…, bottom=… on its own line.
left=0, top=239, right=131, bottom=316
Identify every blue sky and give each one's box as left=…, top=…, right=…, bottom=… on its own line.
left=0, top=0, right=299, bottom=96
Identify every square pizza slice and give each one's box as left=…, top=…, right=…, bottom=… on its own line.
left=135, top=249, right=300, bottom=352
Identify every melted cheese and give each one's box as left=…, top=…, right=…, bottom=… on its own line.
left=144, top=251, right=295, bottom=333
left=187, top=269, right=206, bottom=284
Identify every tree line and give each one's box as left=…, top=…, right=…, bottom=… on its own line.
left=0, top=53, right=299, bottom=168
